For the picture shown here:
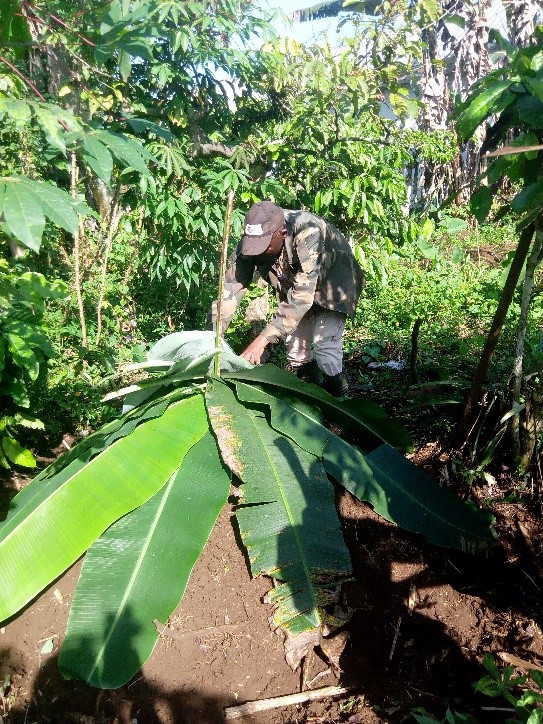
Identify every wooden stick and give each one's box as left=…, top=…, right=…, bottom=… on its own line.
left=224, top=685, right=351, bottom=719
left=389, top=616, right=402, bottom=660
left=214, top=189, right=235, bottom=376
left=497, top=651, right=543, bottom=673
left=154, top=619, right=244, bottom=640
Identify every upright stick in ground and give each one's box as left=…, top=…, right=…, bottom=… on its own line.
left=214, top=189, right=235, bottom=376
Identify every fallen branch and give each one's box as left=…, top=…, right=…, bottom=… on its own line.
left=224, top=685, right=352, bottom=719
left=154, top=619, right=244, bottom=641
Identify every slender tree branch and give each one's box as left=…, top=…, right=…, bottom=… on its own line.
left=48, top=13, right=96, bottom=46
left=0, top=53, right=47, bottom=101
left=96, top=188, right=122, bottom=347
left=511, top=224, right=543, bottom=469
left=71, top=151, right=87, bottom=347
left=214, top=190, right=235, bottom=376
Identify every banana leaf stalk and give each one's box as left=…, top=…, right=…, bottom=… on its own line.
left=214, top=189, right=235, bottom=376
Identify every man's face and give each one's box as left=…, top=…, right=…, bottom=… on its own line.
left=249, top=226, right=285, bottom=264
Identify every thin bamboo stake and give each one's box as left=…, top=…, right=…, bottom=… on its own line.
left=71, top=151, right=87, bottom=347
left=214, top=189, right=235, bottom=376
left=224, top=685, right=351, bottom=719
left=96, top=189, right=121, bottom=346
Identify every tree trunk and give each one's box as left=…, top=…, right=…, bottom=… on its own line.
left=453, top=223, right=535, bottom=449
left=510, top=225, right=543, bottom=469
left=503, top=1, right=538, bottom=47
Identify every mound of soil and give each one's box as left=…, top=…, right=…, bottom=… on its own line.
left=1, top=467, right=542, bottom=724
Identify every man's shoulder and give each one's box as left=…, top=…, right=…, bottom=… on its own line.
left=284, top=209, right=326, bottom=238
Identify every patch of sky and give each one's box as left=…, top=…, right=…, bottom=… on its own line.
left=263, top=0, right=361, bottom=47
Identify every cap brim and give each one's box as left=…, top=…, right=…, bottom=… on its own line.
left=238, top=233, right=273, bottom=256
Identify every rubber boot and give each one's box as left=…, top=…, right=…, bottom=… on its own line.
left=285, top=359, right=321, bottom=385
left=322, top=370, right=349, bottom=398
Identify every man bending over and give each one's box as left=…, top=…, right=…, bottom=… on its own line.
left=212, top=200, right=364, bottom=397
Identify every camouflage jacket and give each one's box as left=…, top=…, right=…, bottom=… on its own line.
left=214, top=209, right=365, bottom=343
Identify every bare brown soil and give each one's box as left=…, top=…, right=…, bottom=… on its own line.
left=1, top=450, right=542, bottom=724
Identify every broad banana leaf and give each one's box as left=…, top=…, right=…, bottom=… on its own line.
left=2, top=389, right=191, bottom=525
left=232, top=381, right=495, bottom=551
left=224, top=364, right=412, bottom=452
left=146, top=330, right=252, bottom=373
left=206, top=378, right=352, bottom=634
left=59, top=432, right=230, bottom=689
left=0, top=394, right=208, bottom=622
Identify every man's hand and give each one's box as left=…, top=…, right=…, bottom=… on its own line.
left=240, top=335, right=270, bottom=365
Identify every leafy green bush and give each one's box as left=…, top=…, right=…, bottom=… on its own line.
left=412, top=653, right=543, bottom=724
left=349, top=223, right=541, bottom=384
left=0, top=259, right=68, bottom=467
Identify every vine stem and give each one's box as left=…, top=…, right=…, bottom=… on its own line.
left=214, top=190, right=235, bottom=377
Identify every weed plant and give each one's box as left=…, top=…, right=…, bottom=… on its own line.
left=347, top=219, right=542, bottom=388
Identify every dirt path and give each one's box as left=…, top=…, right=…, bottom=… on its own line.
left=1, top=486, right=542, bottom=723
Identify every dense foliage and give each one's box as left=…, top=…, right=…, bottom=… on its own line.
left=0, top=0, right=542, bottom=718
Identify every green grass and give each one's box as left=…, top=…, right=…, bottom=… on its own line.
left=346, top=218, right=543, bottom=387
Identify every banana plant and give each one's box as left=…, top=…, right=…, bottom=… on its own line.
left=0, top=331, right=495, bottom=689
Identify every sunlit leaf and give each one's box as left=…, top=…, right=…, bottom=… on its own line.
left=59, top=432, right=230, bottom=688
left=3, top=180, right=46, bottom=251
left=0, top=395, right=208, bottom=622
left=82, top=135, right=113, bottom=185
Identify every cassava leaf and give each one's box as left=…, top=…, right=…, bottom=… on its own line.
left=2, top=179, right=46, bottom=251
left=23, top=179, right=79, bottom=235
left=34, top=105, right=67, bottom=154
left=59, top=431, right=230, bottom=688
left=0, top=394, right=208, bottom=623
left=82, top=135, right=114, bottom=185
left=124, top=117, right=176, bottom=142
left=206, top=377, right=352, bottom=635
left=95, top=130, right=152, bottom=175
